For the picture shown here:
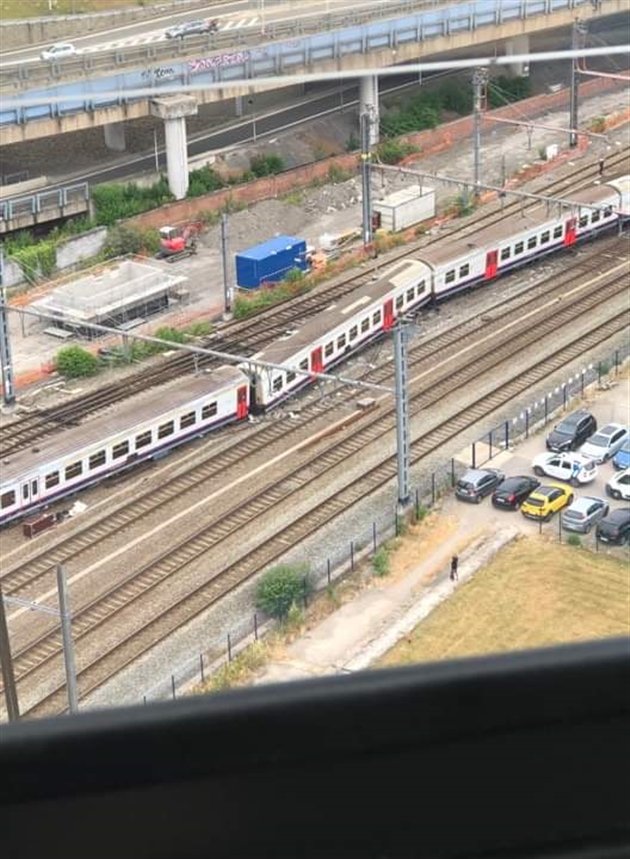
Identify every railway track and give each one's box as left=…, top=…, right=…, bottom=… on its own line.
left=2, top=234, right=625, bottom=601
left=1, top=150, right=628, bottom=456
left=11, top=264, right=628, bottom=715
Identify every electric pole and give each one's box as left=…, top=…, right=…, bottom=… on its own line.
left=360, top=111, right=373, bottom=250
left=0, top=249, right=16, bottom=406
left=221, top=212, right=232, bottom=317
left=472, top=68, right=488, bottom=199
left=394, top=320, right=410, bottom=509
left=57, top=565, right=78, bottom=714
left=570, top=19, right=588, bottom=147
left=0, top=583, right=20, bottom=722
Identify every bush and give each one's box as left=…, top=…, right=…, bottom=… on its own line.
left=55, top=345, right=99, bottom=378
left=256, top=563, right=312, bottom=619
left=103, top=224, right=160, bottom=257
left=487, top=75, right=531, bottom=108
left=250, top=153, right=285, bottom=177
left=566, top=534, right=581, bottom=548
left=345, top=131, right=359, bottom=152
left=187, top=164, right=225, bottom=197
left=438, top=78, right=473, bottom=115
left=380, top=91, right=440, bottom=138
left=7, top=238, right=56, bottom=282
left=376, top=139, right=418, bottom=165
left=284, top=267, right=305, bottom=283
left=328, top=164, right=352, bottom=183
left=92, top=176, right=173, bottom=226
left=185, top=320, right=213, bottom=337
left=372, top=547, right=390, bottom=577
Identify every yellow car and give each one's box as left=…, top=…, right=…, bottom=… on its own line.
left=520, top=482, right=574, bottom=521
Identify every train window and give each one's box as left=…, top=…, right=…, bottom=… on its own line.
left=325, top=342, right=334, bottom=357
left=500, top=247, right=511, bottom=260
left=286, top=371, right=296, bottom=384
left=272, top=376, right=283, bottom=392
left=514, top=241, right=524, bottom=254
left=349, top=325, right=358, bottom=340
left=45, top=472, right=60, bottom=490
left=179, top=412, right=196, bottom=430
left=337, top=334, right=347, bottom=349
left=604, top=205, right=612, bottom=217
left=201, top=403, right=217, bottom=420
left=459, top=263, right=470, bottom=278
left=0, top=490, right=16, bottom=509
left=299, top=358, right=308, bottom=371
left=361, top=318, right=370, bottom=333
left=527, top=236, right=537, bottom=250
left=89, top=450, right=107, bottom=470
left=540, top=231, right=550, bottom=244
left=445, top=270, right=456, bottom=284
left=553, top=225, right=563, bottom=238
left=22, top=484, right=29, bottom=500
left=591, top=210, right=601, bottom=223
left=135, top=431, right=152, bottom=449
left=418, top=280, right=426, bottom=294
left=65, top=461, right=83, bottom=480
left=158, top=421, right=175, bottom=439
left=406, top=288, right=414, bottom=303
left=395, top=295, right=404, bottom=310
left=112, top=440, right=130, bottom=459
left=579, top=214, right=589, bottom=228
left=372, top=310, right=381, bottom=325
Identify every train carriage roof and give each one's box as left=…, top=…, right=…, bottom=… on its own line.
left=251, top=259, right=431, bottom=368
left=1, top=366, right=245, bottom=484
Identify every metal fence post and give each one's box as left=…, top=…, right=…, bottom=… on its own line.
left=143, top=695, right=147, bottom=706
left=372, top=523, right=377, bottom=553
left=227, top=633, right=233, bottom=662
left=615, top=349, right=619, bottom=377
left=471, top=442, right=476, bottom=469
left=504, top=420, right=509, bottom=450
left=431, top=473, right=436, bottom=505
left=544, top=395, right=549, bottom=424
left=350, top=541, right=354, bottom=572
left=525, top=409, right=530, bottom=439
left=395, top=510, right=400, bottom=536
left=563, top=384, right=567, bottom=409
left=171, top=675, right=176, bottom=700
left=451, top=458, right=456, bottom=487
left=415, top=488, right=420, bottom=517
left=254, top=613, right=259, bottom=640
left=489, top=429, right=493, bottom=461
left=200, top=653, right=205, bottom=683
left=327, top=558, right=331, bottom=584
left=598, top=362, right=602, bottom=385
left=580, top=371, right=585, bottom=396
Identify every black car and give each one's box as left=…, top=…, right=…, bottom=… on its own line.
left=546, top=409, right=597, bottom=452
left=455, top=468, right=505, bottom=503
left=596, top=508, right=630, bottom=545
left=491, top=475, right=540, bottom=510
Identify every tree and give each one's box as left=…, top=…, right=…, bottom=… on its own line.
left=256, top=563, right=312, bottom=620
left=55, top=345, right=99, bottom=378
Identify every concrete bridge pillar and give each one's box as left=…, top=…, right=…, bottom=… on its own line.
left=150, top=95, right=198, bottom=200
left=505, top=34, right=530, bottom=77
left=103, top=121, right=126, bottom=152
left=359, top=75, right=380, bottom=147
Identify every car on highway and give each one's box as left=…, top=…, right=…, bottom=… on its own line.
left=580, top=423, right=629, bottom=464
left=455, top=468, right=505, bottom=503
left=606, top=469, right=630, bottom=502
left=545, top=409, right=597, bottom=453
left=520, top=483, right=574, bottom=521
left=596, top=508, right=630, bottom=545
left=491, top=475, right=540, bottom=511
left=612, top=439, right=630, bottom=470
left=40, top=43, right=78, bottom=61
left=165, top=18, right=218, bottom=38
left=531, top=451, right=597, bottom=486
left=561, top=496, right=609, bottom=534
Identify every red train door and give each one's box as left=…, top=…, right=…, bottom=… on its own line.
left=311, top=346, right=323, bottom=376
left=383, top=298, right=394, bottom=331
left=485, top=249, right=498, bottom=279
left=564, top=217, right=577, bottom=246
left=236, top=385, right=248, bottom=419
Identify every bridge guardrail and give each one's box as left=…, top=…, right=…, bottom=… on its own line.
left=0, top=183, right=89, bottom=222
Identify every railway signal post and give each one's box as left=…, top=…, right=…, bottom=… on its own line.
left=394, top=319, right=410, bottom=510
left=360, top=111, right=374, bottom=250
left=0, top=249, right=16, bottom=406
left=221, top=212, right=233, bottom=318
left=472, top=68, right=488, bottom=200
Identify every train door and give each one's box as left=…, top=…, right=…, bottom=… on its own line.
left=236, top=385, right=248, bottom=419
left=563, top=217, right=577, bottom=246
left=311, top=346, right=323, bottom=376
left=485, top=249, right=498, bottom=279
left=21, top=477, right=38, bottom=507
left=383, top=299, right=394, bottom=331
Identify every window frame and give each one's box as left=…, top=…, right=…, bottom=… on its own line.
left=135, top=430, right=153, bottom=450
left=112, top=440, right=130, bottom=459
left=65, top=461, right=83, bottom=481
left=89, top=450, right=107, bottom=470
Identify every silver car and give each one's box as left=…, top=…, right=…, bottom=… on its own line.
left=561, top=496, right=610, bottom=533
left=580, top=424, right=629, bottom=464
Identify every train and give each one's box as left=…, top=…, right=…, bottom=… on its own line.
left=1, top=175, right=627, bottom=525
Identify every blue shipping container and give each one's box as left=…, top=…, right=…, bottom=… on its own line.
left=235, top=235, right=307, bottom=289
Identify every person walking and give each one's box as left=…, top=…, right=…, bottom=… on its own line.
left=450, top=555, right=459, bottom=582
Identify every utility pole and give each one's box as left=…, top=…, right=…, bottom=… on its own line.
left=360, top=111, right=373, bottom=250
left=472, top=68, right=488, bottom=199
left=0, top=248, right=16, bottom=406
left=394, top=320, right=410, bottom=509
left=57, top=564, right=78, bottom=714
left=570, top=19, right=588, bottom=147
left=221, top=212, right=232, bottom=318
left=0, top=582, right=20, bottom=722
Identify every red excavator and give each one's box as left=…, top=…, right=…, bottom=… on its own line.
left=157, top=223, right=202, bottom=263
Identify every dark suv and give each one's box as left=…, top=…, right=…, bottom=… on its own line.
left=455, top=468, right=505, bottom=503
left=491, top=475, right=540, bottom=510
left=596, top=508, right=630, bottom=545
left=546, top=409, right=597, bottom=452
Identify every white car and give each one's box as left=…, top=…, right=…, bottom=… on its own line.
left=40, top=43, right=78, bottom=62
left=531, top=451, right=598, bottom=486
left=580, top=423, right=629, bottom=463
left=606, top=468, right=630, bottom=502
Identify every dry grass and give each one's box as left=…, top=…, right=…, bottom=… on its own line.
left=377, top=537, right=630, bottom=669
left=2, top=0, right=159, bottom=19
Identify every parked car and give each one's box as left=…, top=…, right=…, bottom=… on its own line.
left=165, top=18, right=218, bottom=38
left=491, top=476, right=540, bottom=510
left=545, top=409, right=597, bottom=452
left=455, top=468, right=505, bottom=503
left=580, top=424, right=629, bottom=464
left=531, top=451, right=597, bottom=486
left=520, top=483, right=574, bottom=521
left=561, top=496, right=609, bottom=533
left=596, top=508, right=630, bottom=545
left=40, top=42, right=78, bottom=61
left=606, top=469, right=630, bottom=502
left=612, top=439, right=630, bottom=470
